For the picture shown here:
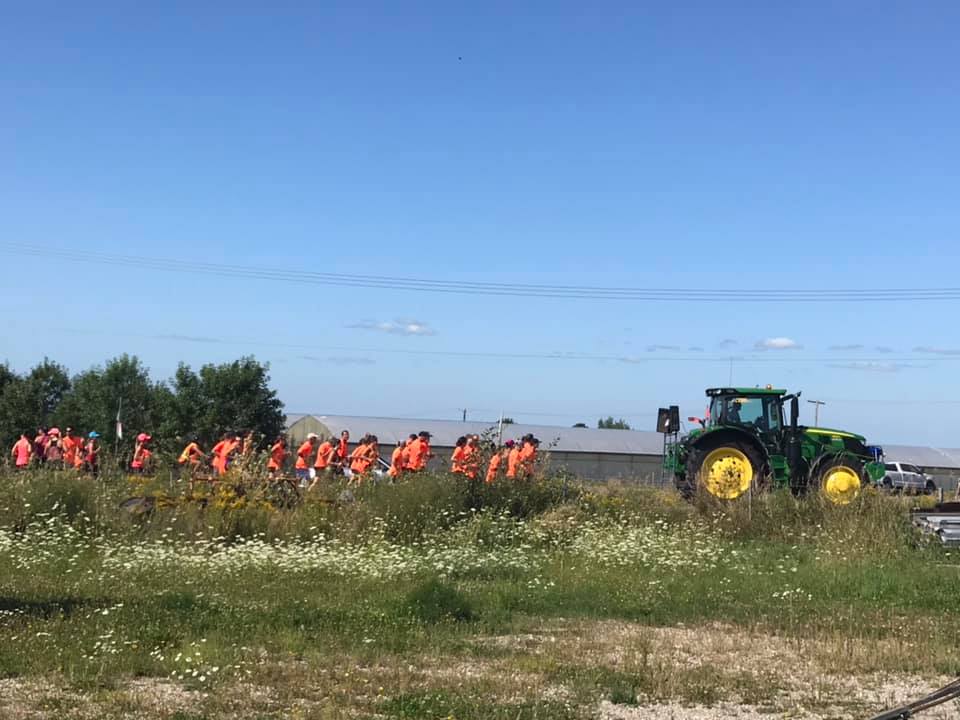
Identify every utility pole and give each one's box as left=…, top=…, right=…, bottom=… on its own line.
left=461, top=408, right=467, bottom=422
left=728, top=357, right=734, bottom=385
left=807, top=399, right=826, bottom=427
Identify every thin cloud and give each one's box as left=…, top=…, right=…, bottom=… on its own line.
left=618, top=356, right=646, bottom=364
left=347, top=319, right=436, bottom=336
left=755, top=337, right=802, bottom=351
left=687, top=346, right=705, bottom=353
left=718, top=339, right=738, bottom=349
left=914, top=346, right=960, bottom=355
left=646, top=344, right=682, bottom=352
left=301, top=355, right=376, bottom=366
left=154, top=333, right=223, bottom=344
left=828, top=344, right=864, bottom=351
left=828, top=362, right=919, bottom=373
left=874, top=346, right=895, bottom=354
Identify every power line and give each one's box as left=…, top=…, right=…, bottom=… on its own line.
left=6, top=242, right=960, bottom=302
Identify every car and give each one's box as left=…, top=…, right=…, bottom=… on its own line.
left=881, top=461, right=937, bottom=495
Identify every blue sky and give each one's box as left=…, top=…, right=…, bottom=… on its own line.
left=2, top=1, right=959, bottom=445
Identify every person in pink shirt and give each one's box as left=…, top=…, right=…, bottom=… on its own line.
left=12, top=433, right=33, bottom=469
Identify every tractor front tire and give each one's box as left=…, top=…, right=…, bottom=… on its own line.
left=811, top=456, right=865, bottom=505
left=685, top=441, right=765, bottom=501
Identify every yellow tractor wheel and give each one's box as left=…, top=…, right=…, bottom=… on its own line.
left=814, top=457, right=864, bottom=505
left=688, top=442, right=763, bottom=500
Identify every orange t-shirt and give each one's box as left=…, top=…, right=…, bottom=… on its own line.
left=13, top=438, right=32, bottom=466
left=267, top=442, right=287, bottom=470
left=462, top=445, right=479, bottom=479
left=408, top=439, right=430, bottom=471
left=337, top=437, right=349, bottom=461
left=388, top=446, right=404, bottom=477
left=296, top=441, right=314, bottom=469
left=506, top=447, right=521, bottom=478
left=485, top=452, right=502, bottom=483
left=131, top=447, right=152, bottom=470
left=350, top=443, right=376, bottom=474
left=519, top=444, right=537, bottom=476
left=314, top=441, right=334, bottom=469
left=62, top=436, right=80, bottom=465
left=178, top=442, right=203, bottom=465
left=451, top=446, right=466, bottom=474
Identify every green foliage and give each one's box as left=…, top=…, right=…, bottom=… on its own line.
left=0, top=354, right=283, bottom=454
left=163, top=357, right=284, bottom=448
left=598, top=416, right=631, bottom=430
left=403, top=578, right=474, bottom=623
left=0, top=358, right=71, bottom=445
left=55, top=354, right=168, bottom=448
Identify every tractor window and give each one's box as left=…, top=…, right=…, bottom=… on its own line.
left=765, top=400, right=782, bottom=432
left=710, top=395, right=781, bottom=433
left=728, top=397, right=763, bottom=426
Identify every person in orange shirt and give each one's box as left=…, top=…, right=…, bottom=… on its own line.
left=58, top=429, right=82, bottom=470
left=486, top=443, right=511, bottom=484
left=336, top=430, right=350, bottom=472
left=450, top=436, right=467, bottom=475
left=519, top=436, right=540, bottom=478
left=407, top=431, right=433, bottom=472
left=178, top=436, right=205, bottom=476
left=388, top=441, right=405, bottom=479
left=266, top=436, right=289, bottom=476
left=349, top=435, right=380, bottom=478
left=505, top=440, right=521, bottom=479
left=12, top=433, right=33, bottom=469
left=313, top=436, right=335, bottom=473
left=295, top=434, right=319, bottom=485
left=210, top=433, right=228, bottom=476
left=131, top=433, right=153, bottom=474
left=84, top=432, right=101, bottom=476
left=213, top=432, right=241, bottom=475
left=462, top=435, right=481, bottom=480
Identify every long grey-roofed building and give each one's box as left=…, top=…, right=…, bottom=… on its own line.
left=285, top=413, right=960, bottom=488
left=286, top=414, right=667, bottom=482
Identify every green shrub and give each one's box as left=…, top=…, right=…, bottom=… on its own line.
left=403, top=578, right=474, bottom=624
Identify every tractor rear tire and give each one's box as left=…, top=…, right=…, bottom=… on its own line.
left=810, top=456, right=865, bottom=505
left=684, top=440, right=766, bottom=501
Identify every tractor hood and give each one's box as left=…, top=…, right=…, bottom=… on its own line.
left=801, top=426, right=867, bottom=442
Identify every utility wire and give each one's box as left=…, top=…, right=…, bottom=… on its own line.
left=5, top=243, right=960, bottom=302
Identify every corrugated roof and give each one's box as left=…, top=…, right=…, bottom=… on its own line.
left=882, top=445, right=960, bottom=470
left=287, top=414, right=665, bottom=455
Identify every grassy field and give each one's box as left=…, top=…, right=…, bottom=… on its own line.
left=0, top=466, right=958, bottom=719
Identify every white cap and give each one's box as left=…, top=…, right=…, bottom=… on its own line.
left=306, top=433, right=319, bottom=440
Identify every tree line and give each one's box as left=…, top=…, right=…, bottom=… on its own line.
left=0, top=355, right=285, bottom=451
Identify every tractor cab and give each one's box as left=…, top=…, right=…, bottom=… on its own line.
left=705, top=387, right=787, bottom=437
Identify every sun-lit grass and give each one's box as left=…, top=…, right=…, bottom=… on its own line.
left=0, top=465, right=956, bottom=718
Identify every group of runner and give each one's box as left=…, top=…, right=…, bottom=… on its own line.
left=10, top=425, right=542, bottom=484
left=284, top=429, right=541, bottom=485
left=9, top=427, right=102, bottom=474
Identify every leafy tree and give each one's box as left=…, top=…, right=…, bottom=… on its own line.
left=55, top=355, right=167, bottom=447
left=0, top=359, right=70, bottom=446
left=0, top=363, right=16, bottom=396
left=597, top=416, right=631, bottom=430
left=180, top=357, right=284, bottom=448
left=500, top=417, right=515, bottom=425
left=572, top=422, right=588, bottom=428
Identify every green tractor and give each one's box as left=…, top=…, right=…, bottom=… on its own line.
left=664, top=387, right=885, bottom=505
